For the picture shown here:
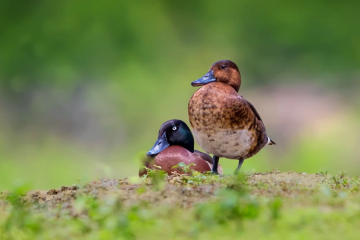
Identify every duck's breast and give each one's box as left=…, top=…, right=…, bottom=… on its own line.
left=193, top=128, right=254, bottom=159
left=189, top=83, right=258, bottom=159
left=188, top=83, right=249, bottom=132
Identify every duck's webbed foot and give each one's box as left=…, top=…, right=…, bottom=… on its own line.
left=234, top=158, right=244, bottom=175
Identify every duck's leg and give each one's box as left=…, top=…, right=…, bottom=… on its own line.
left=234, top=158, right=244, bottom=174
left=211, top=156, right=220, bottom=175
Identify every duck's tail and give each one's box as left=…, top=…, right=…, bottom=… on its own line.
left=267, top=137, right=276, bottom=145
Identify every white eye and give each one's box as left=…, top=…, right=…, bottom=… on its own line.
left=172, top=126, right=177, bottom=131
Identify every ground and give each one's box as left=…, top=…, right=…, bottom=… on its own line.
left=0, top=169, right=359, bottom=240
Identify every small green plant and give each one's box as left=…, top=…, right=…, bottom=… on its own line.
left=269, top=197, right=282, bottom=220
left=194, top=173, right=262, bottom=227
left=226, top=172, right=248, bottom=192
left=169, top=162, right=224, bottom=186
left=141, top=164, right=164, bottom=178
left=328, top=172, right=350, bottom=189
left=141, top=165, right=167, bottom=190
left=171, top=162, right=196, bottom=174
left=319, top=170, right=328, bottom=176
left=2, top=184, right=45, bottom=237
left=196, top=190, right=260, bottom=226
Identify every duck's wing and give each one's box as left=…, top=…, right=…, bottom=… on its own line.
left=193, top=150, right=213, bottom=164
left=193, top=150, right=224, bottom=174
left=245, top=99, right=262, bottom=122
left=244, top=98, right=276, bottom=145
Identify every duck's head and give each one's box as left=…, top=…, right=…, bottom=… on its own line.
left=146, top=119, right=194, bottom=157
left=191, top=60, right=241, bottom=92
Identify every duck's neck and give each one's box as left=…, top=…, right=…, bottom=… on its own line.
left=230, top=74, right=241, bottom=92
left=179, top=129, right=195, bottom=153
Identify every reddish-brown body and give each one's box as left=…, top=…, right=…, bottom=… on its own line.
left=139, top=146, right=223, bottom=176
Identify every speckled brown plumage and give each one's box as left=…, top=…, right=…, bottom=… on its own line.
left=188, top=60, right=274, bottom=162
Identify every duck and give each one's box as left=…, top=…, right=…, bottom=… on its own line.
left=139, top=119, right=223, bottom=176
left=188, top=60, right=275, bottom=175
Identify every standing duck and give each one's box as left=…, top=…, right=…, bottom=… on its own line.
left=188, top=60, right=275, bottom=174
left=140, top=119, right=223, bottom=176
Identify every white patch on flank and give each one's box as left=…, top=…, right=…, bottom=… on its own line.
left=267, top=137, right=271, bottom=145
left=193, top=129, right=253, bottom=159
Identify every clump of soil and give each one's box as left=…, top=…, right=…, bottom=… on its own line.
left=1, top=170, right=356, bottom=212
left=22, top=176, right=219, bottom=210
left=248, top=171, right=327, bottom=197
left=24, top=185, right=79, bottom=207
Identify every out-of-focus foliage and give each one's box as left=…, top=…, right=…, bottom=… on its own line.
left=1, top=0, right=359, bottom=93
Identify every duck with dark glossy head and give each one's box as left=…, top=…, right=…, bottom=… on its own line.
left=139, top=119, right=223, bottom=176
left=188, top=60, right=275, bottom=175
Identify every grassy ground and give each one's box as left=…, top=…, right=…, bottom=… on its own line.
left=0, top=169, right=359, bottom=240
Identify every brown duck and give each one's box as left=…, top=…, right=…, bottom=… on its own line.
left=140, top=119, right=223, bottom=176
left=188, top=60, right=275, bottom=174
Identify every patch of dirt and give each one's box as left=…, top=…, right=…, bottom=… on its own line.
left=24, top=185, right=79, bottom=206
left=23, top=177, right=218, bottom=211
left=1, top=171, right=356, bottom=213
left=248, top=171, right=326, bottom=197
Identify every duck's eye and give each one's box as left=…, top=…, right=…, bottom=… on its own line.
left=172, top=126, right=177, bottom=131
left=220, top=65, right=227, bottom=69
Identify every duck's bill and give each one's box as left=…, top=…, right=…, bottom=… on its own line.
left=146, top=132, right=170, bottom=157
left=191, top=70, right=216, bottom=86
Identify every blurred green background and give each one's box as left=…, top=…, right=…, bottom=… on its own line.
left=0, top=0, right=359, bottom=190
